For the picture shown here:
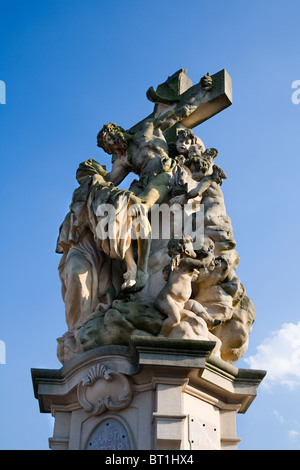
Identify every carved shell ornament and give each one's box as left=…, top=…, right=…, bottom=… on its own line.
left=77, top=363, right=132, bottom=415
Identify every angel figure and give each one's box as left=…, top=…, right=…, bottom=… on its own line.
left=155, top=236, right=220, bottom=337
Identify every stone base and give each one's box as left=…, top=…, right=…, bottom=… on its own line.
left=31, top=337, right=265, bottom=450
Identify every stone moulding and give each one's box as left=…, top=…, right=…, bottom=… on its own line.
left=31, top=337, right=266, bottom=450
left=77, top=363, right=133, bottom=416
left=32, top=336, right=266, bottom=416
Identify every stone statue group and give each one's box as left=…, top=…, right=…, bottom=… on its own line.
left=56, top=70, right=255, bottom=366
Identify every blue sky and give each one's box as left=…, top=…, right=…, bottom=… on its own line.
left=0, top=0, right=300, bottom=450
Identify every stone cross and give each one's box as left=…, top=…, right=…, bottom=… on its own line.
left=130, top=68, right=232, bottom=142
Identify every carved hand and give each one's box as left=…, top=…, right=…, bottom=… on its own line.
left=201, top=73, right=213, bottom=89
left=128, top=195, right=148, bottom=217
left=169, top=194, right=188, bottom=206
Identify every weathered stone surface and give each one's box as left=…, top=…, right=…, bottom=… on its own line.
left=86, top=418, right=132, bottom=450
left=32, top=338, right=266, bottom=450
left=79, top=300, right=164, bottom=351
left=55, top=68, right=255, bottom=367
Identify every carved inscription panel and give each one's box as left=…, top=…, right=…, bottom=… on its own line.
left=86, top=418, right=131, bottom=450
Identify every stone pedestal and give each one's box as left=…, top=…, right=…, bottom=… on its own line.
left=31, top=337, right=265, bottom=450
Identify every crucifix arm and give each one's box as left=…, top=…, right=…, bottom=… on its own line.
left=130, top=70, right=232, bottom=136
left=152, top=80, right=212, bottom=133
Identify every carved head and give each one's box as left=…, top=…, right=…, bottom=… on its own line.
left=175, top=129, right=197, bottom=156
left=211, top=164, right=227, bottom=185
left=194, top=236, right=215, bottom=259
left=97, top=123, right=133, bottom=157
left=167, top=236, right=196, bottom=259
left=185, top=156, right=209, bottom=181
left=185, top=146, right=218, bottom=182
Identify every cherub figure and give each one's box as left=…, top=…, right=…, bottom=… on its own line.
left=193, top=255, right=234, bottom=322
left=186, top=163, right=227, bottom=201
left=169, top=148, right=226, bottom=207
left=180, top=145, right=232, bottom=231
left=168, top=130, right=205, bottom=199
left=168, top=128, right=198, bottom=158
left=185, top=146, right=218, bottom=181
left=155, top=236, right=220, bottom=337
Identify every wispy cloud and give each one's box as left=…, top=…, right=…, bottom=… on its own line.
left=272, top=409, right=284, bottom=424
left=244, top=321, right=300, bottom=389
left=272, top=411, right=300, bottom=445
left=288, top=430, right=300, bottom=442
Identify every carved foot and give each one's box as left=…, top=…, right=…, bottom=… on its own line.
left=202, top=315, right=222, bottom=329
left=121, top=269, right=149, bottom=292
left=121, top=279, right=137, bottom=291
left=121, top=270, right=137, bottom=292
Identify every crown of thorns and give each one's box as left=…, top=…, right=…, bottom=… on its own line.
left=97, top=123, right=133, bottom=150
